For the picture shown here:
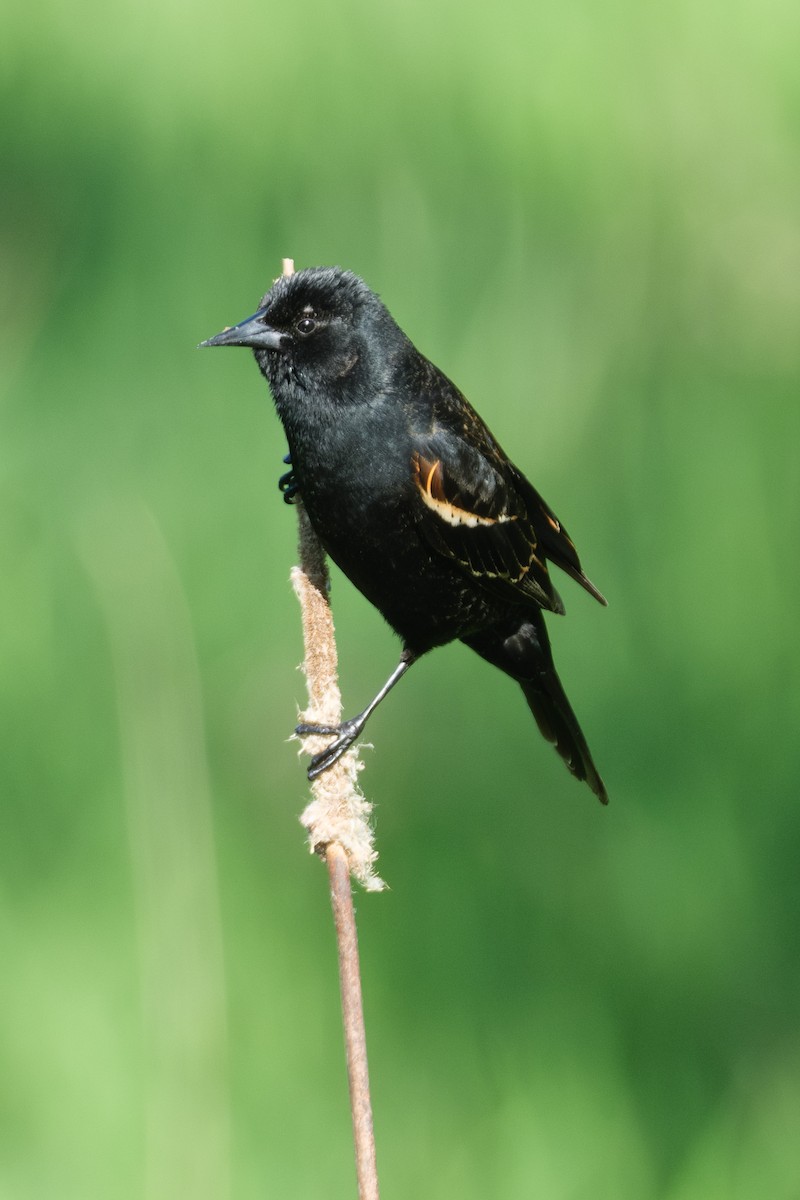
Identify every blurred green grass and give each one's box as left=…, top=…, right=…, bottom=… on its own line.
left=2, top=0, right=799, bottom=1195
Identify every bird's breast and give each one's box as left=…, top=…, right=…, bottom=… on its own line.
left=291, top=409, right=414, bottom=561
left=286, top=407, right=505, bottom=652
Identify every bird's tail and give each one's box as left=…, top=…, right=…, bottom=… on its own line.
left=519, top=672, right=608, bottom=804
left=462, top=614, right=608, bottom=804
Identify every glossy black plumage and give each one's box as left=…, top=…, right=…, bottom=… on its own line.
left=202, top=267, right=608, bottom=802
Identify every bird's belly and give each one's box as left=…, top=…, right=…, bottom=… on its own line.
left=301, top=477, right=503, bottom=654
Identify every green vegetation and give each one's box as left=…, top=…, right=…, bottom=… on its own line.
left=2, top=0, right=798, bottom=1194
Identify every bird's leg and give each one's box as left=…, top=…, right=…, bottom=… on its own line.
left=278, top=452, right=299, bottom=504
left=296, top=652, right=417, bottom=780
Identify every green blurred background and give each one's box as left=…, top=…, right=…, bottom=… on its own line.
left=2, top=0, right=799, bottom=1195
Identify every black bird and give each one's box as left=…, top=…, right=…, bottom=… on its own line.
left=202, top=267, right=608, bottom=803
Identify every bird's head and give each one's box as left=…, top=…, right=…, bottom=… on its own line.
left=201, top=267, right=404, bottom=414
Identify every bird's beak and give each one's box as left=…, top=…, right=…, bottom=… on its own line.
left=199, top=308, right=289, bottom=351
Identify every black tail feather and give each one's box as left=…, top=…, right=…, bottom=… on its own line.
left=520, top=673, right=608, bottom=804
left=462, top=612, right=607, bottom=804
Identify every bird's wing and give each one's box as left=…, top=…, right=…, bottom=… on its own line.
left=514, top=474, right=608, bottom=606
left=411, top=429, right=565, bottom=614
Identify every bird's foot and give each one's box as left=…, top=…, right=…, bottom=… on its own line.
left=279, top=470, right=299, bottom=504
left=295, top=717, right=364, bottom=780
left=279, top=452, right=299, bottom=504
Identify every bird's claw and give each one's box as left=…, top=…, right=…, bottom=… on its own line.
left=295, top=718, right=362, bottom=780
left=295, top=721, right=341, bottom=737
left=279, top=469, right=299, bottom=504
left=278, top=452, right=299, bottom=504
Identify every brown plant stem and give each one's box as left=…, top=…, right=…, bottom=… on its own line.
left=327, top=843, right=380, bottom=1200
left=285, top=253, right=381, bottom=1200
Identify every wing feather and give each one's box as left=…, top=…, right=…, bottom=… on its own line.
left=411, top=431, right=564, bottom=613
left=515, top=474, right=608, bottom=606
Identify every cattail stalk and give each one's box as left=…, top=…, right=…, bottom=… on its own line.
left=284, top=257, right=382, bottom=1200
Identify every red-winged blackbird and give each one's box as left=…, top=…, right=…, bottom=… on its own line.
left=202, top=267, right=608, bottom=803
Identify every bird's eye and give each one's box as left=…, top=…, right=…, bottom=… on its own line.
left=296, top=316, right=317, bottom=336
